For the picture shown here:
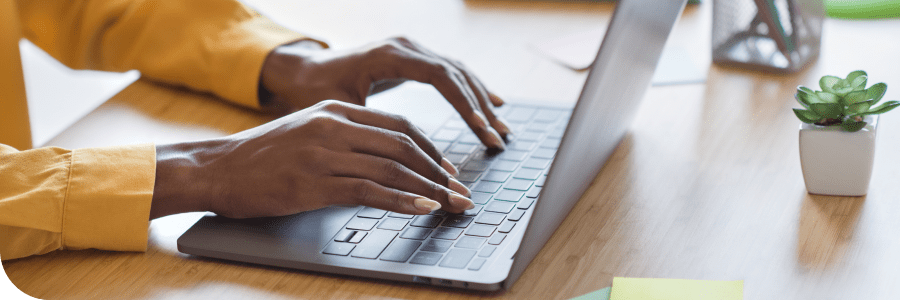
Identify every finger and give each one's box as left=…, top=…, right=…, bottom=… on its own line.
left=391, top=38, right=512, bottom=138
left=489, top=93, right=505, bottom=107
left=337, top=120, right=470, bottom=198
left=330, top=153, right=474, bottom=213
left=329, top=177, right=441, bottom=215
left=338, top=103, right=459, bottom=176
left=367, top=43, right=505, bottom=149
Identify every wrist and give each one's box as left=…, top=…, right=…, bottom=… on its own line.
left=151, top=140, right=226, bottom=219
left=259, top=39, right=326, bottom=110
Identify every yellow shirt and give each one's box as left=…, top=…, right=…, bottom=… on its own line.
left=0, top=0, right=312, bottom=260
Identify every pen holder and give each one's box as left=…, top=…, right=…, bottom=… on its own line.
left=712, top=0, right=825, bottom=73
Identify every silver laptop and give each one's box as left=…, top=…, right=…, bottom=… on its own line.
left=178, top=0, right=687, bottom=291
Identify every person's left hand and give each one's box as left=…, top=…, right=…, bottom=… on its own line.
left=258, top=37, right=511, bottom=149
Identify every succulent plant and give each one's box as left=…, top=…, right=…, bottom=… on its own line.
left=793, top=70, right=899, bottom=132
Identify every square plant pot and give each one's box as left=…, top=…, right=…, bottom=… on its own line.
left=799, top=115, right=878, bottom=196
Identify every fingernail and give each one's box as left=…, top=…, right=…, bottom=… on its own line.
left=488, top=128, right=506, bottom=150
left=414, top=197, right=442, bottom=212
left=473, top=113, right=488, bottom=129
left=441, top=157, right=459, bottom=176
left=495, top=117, right=513, bottom=136
left=449, top=193, right=476, bottom=210
left=449, top=178, right=471, bottom=197
left=490, top=93, right=505, bottom=106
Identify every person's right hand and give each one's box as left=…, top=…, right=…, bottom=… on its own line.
left=150, top=100, right=475, bottom=219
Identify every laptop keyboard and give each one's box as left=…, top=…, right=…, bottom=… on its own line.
left=322, top=105, right=571, bottom=271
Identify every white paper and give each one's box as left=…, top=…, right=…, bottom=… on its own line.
left=20, top=39, right=140, bottom=147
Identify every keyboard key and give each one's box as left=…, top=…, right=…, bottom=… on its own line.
left=514, top=169, right=542, bottom=180
left=468, top=258, right=487, bottom=271
left=478, top=245, right=497, bottom=257
left=458, top=134, right=481, bottom=144
left=548, top=128, right=565, bottom=139
left=334, top=230, right=354, bottom=242
left=534, top=110, right=563, bottom=122
left=442, top=216, right=474, bottom=228
left=475, top=213, right=506, bottom=225
left=465, top=224, right=496, bottom=237
left=350, top=230, right=398, bottom=259
left=473, top=181, right=502, bottom=193
left=357, top=207, right=387, bottom=219
left=482, top=171, right=512, bottom=182
left=323, top=243, right=355, bottom=256
left=446, top=153, right=467, bottom=165
left=471, top=192, right=492, bottom=205
left=462, top=160, right=491, bottom=172
left=346, top=217, right=379, bottom=231
left=377, top=218, right=409, bottom=231
left=515, top=131, right=543, bottom=141
left=431, top=227, right=464, bottom=240
left=457, top=171, right=481, bottom=182
left=522, top=158, right=552, bottom=169
left=508, top=209, right=527, bottom=221
left=439, top=249, right=477, bottom=269
left=494, top=190, right=525, bottom=202
left=505, top=179, right=533, bottom=191
left=540, top=139, right=561, bottom=149
left=531, top=148, right=556, bottom=159
left=420, top=239, right=453, bottom=253
left=380, top=239, right=423, bottom=262
left=455, top=236, right=486, bottom=249
left=488, top=233, right=507, bottom=245
left=433, top=141, right=452, bottom=153
left=498, top=221, right=516, bottom=233
left=411, top=215, right=443, bottom=228
left=464, top=205, right=483, bottom=216
left=525, top=123, right=548, bottom=132
left=517, top=198, right=535, bottom=210
left=485, top=201, right=516, bottom=214
left=349, top=231, right=367, bottom=243
left=526, top=187, right=542, bottom=198
left=491, top=161, right=519, bottom=172
left=500, top=150, right=529, bottom=162
left=449, top=143, right=478, bottom=154
left=505, top=107, right=536, bottom=122
left=409, top=252, right=443, bottom=265
left=444, top=119, right=467, bottom=129
left=400, top=227, right=432, bottom=240
left=509, top=141, right=536, bottom=151
left=429, top=210, right=447, bottom=216
left=432, top=129, right=462, bottom=142
left=389, top=212, right=414, bottom=219
left=535, top=176, right=547, bottom=187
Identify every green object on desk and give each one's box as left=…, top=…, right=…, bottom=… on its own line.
left=826, top=0, right=900, bottom=19
left=570, top=287, right=611, bottom=300
left=610, top=277, right=743, bottom=300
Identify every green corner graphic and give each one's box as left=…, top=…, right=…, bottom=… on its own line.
left=0, top=263, right=34, bottom=300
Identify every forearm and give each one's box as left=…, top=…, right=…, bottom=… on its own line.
left=151, top=141, right=221, bottom=219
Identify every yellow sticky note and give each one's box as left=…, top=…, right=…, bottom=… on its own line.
left=610, top=277, right=743, bottom=300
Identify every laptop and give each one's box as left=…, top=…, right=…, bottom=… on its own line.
left=177, top=0, right=687, bottom=291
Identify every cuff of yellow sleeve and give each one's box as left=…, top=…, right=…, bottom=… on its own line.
left=62, top=144, right=155, bottom=252
left=221, top=17, right=329, bottom=109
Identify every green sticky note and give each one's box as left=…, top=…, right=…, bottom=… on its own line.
left=826, top=0, right=900, bottom=19
left=570, top=287, right=611, bottom=300
left=610, top=277, right=743, bottom=300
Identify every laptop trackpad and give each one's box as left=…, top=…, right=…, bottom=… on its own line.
left=178, top=206, right=359, bottom=261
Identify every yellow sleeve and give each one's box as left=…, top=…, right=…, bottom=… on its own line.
left=0, top=144, right=156, bottom=261
left=16, top=0, right=322, bottom=109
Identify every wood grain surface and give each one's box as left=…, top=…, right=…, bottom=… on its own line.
left=5, top=1, right=900, bottom=299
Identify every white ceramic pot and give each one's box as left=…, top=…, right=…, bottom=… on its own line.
left=799, top=115, right=878, bottom=196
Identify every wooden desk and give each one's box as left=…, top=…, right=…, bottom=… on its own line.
left=6, top=1, right=900, bottom=299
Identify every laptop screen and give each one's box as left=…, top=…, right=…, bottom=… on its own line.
left=504, top=0, right=688, bottom=287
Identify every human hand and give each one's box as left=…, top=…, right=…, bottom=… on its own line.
left=259, top=37, right=511, bottom=149
left=151, top=100, right=475, bottom=219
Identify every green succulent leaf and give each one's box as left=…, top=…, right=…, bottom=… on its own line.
left=848, top=100, right=875, bottom=114
left=809, top=103, right=843, bottom=119
left=833, top=86, right=855, bottom=96
left=847, top=70, right=867, bottom=82
left=850, top=75, right=868, bottom=91
left=793, top=109, right=821, bottom=123
left=798, top=86, right=815, bottom=95
left=794, top=94, right=810, bottom=108
left=815, top=91, right=840, bottom=104
left=845, top=90, right=869, bottom=105
left=867, top=83, right=887, bottom=104
left=796, top=89, right=821, bottom=107
left=841, top=121, right=867, bottom=132
left=819, top=76, right=841, bottom=93
left=863, top=100, right=900, bottom=115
